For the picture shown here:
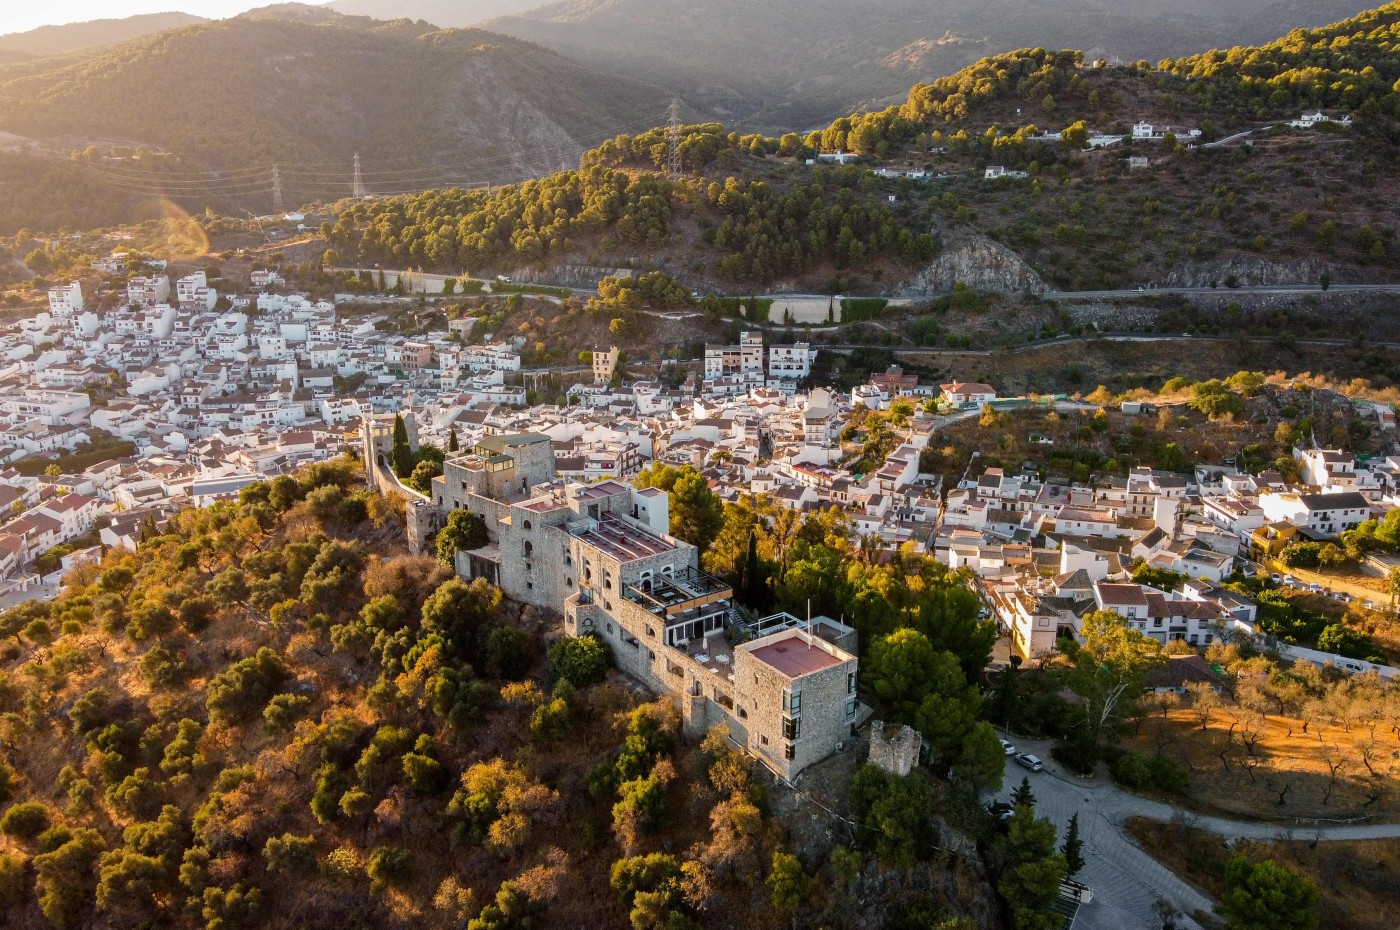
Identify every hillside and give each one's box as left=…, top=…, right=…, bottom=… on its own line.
left=0, top=457, right=1008, bottom=930
left=322, top=9, right=1400, bottom=296
left=484, top=0, right=1378, bottom=128
left=325, top=0, right=545, bottom=25
left=0, top=10, right=676, bottom=223
left=0, top=13, right=207, bottom=58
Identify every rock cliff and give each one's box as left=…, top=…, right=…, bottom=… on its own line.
left=892, top=230, right=1049, bottom=297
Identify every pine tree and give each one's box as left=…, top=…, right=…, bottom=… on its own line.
left=1012, top=776, right=1035, bottom=811
left=391, top=414, right=414, bottom=479
left=1062, top=812, right=1084, bottom=878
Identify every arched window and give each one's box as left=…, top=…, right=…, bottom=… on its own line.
left=523, top=519, right=532, bottom=531
left=524, top=541, right=533, bottom=557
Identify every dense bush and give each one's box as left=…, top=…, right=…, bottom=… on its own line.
left=1112, top=751, right=1189, bottom=794
left=548, top=634, right=613, bottom=689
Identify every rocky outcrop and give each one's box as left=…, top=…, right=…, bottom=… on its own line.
left=505, top=264, right=636, bottom=287
left=892, top=230, right=1048, bottom=297
left=1157, top=256, right=1343, bottom=288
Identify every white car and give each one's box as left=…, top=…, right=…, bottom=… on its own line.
left=1015, top=753, right=1044, bottom=772
left=999, top=739, right=1017, bottom=756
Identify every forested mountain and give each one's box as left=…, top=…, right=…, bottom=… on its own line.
left=325, top=0, right=545, bottom=25
left=328, top=3, right=1400, bottom=295
left=0, top=13, right=207, bottom=58
left=0, top=9, right=676, bottom=216
left=485, top=0, right=1378, bottom=128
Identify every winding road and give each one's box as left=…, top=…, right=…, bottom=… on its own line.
left=994, top=736, right=1400, bottom=930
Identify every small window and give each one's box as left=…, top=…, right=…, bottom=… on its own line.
left=606, top=623, right=613, bottom=635
left=737, top=707, right=747, bottom=719
left=847, top=672, right=856, bottom=695
left=523, top=519, right=532, bottom=531
left=845, top=697, right=857, bottom=720
left=784, top=743, right=795, bottom=760
left=760, top=735, right=768, bottom=746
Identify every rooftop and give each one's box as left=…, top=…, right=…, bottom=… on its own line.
left=746, top=630, right=847, bottom=678
left=570, top=512, right=676, bottom=562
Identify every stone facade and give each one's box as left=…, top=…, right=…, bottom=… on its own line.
left=736, top=629, right=858, bottom=779
left=868, top=721, right=923, bottom=777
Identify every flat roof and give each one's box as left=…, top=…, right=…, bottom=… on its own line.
left=747, top=631, right=846, bottom=678
left=476, top=433, right=550, bottom=454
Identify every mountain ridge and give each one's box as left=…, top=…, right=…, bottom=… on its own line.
left=481, top=0, right=1381, bottom=128
left=0, top=12, right=208, bottom=58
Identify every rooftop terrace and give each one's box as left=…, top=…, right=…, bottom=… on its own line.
left=623, top=566, right=732, bottom=618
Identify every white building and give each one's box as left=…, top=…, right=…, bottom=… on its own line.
left=768, top=342, right=814, bottom=383
left=47, top=282, right=84, bottom=317
left=176, top=272, right=218, bottom=311
left=126, top=275, right=170, bottom=307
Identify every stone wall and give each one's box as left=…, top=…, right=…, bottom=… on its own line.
left=867, top=721, right=922, bottom=777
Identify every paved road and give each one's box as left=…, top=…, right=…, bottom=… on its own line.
left=994, top=736, right=1400, bottom=930
left=1043, top=283, right=1400, bottom=300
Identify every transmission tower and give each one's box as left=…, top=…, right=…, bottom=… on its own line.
left=666, top=98, right=683, bottom=178
left=271, top=165, right=284, bottom=216
left=352, top=152, right=366, bottom=199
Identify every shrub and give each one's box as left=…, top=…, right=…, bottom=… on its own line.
left=206, top=648, right=289, bottom=725
left=323, top=846, right=363, bottom=881
left=263, top=833, right=316, bottom=874
left=1112, top=751, right=1187, bottom=794
left=0, top=801, right=51, bottom=840
left=262, top=693, right=312, bottom=734
left=366, top=846, right=411, bottom=892
left=547, top=634, right=612, bottom=688
left=139, top=643, right=190, bottom=688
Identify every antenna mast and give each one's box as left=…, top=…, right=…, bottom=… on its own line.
left=352, top=153, right=366, bottom=200
left=271, top=165, right=284, bottom=216
left=666, top=98, right=683, bottom=178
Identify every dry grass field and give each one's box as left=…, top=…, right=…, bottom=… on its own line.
left=1125, top=702, right=1400, bottom=823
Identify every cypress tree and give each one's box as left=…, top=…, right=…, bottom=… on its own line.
left=743, top=529, right=764, bottom=608
left=391, top=414, right=414, bottom=479
left=1062, top=812, right=1085, bottom=878
left=448, top=428, right=459, bottom=453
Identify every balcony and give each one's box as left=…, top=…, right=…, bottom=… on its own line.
left=622, top=566, right=733, bottom=619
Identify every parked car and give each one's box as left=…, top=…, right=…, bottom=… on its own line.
left=999, top=738, right=1017, bottom=756
left=1015, top=753, right=1044, bottom=772
left=1269, top=573, right=1282, bottom=584
left=986, top=802, right=1014, bottom=825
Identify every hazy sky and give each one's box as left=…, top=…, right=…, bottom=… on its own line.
left=3, top=2, right=267, bottom=35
